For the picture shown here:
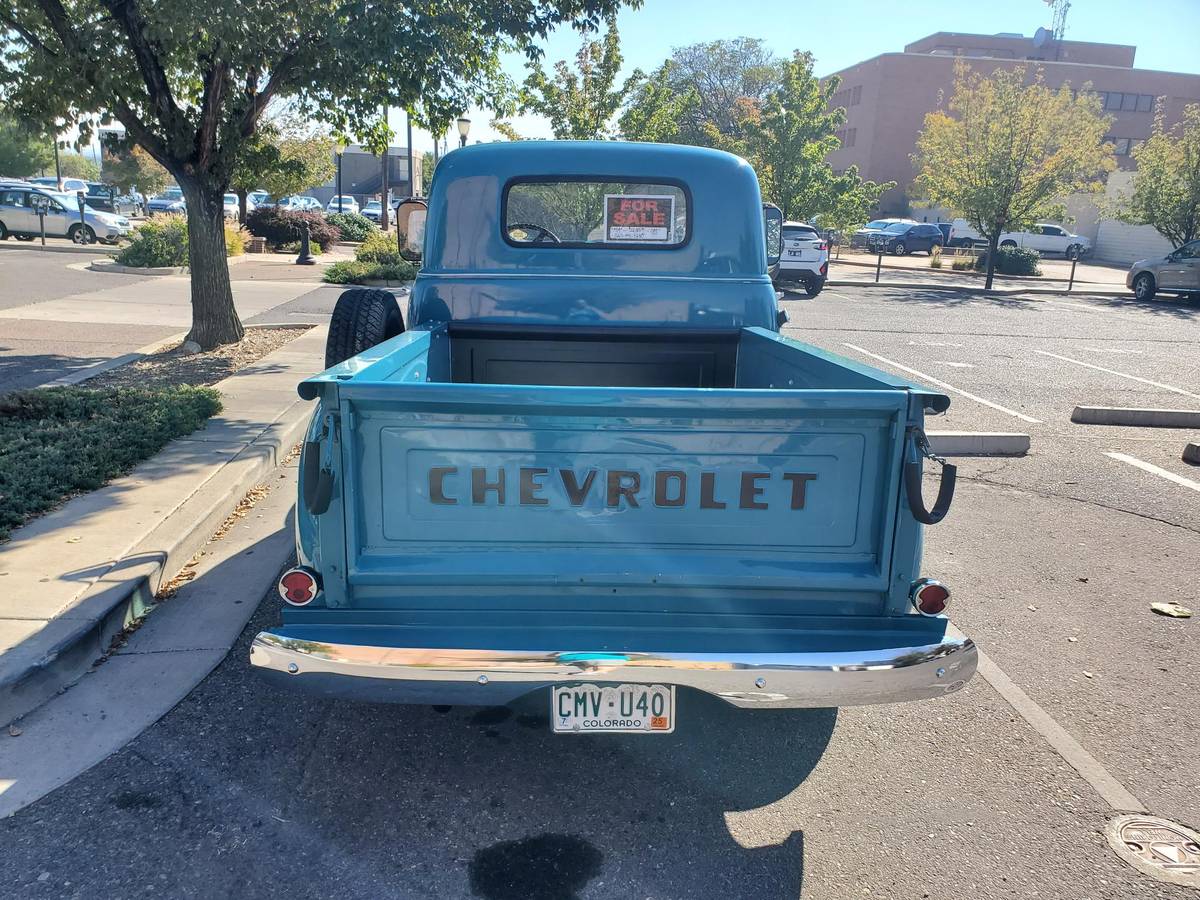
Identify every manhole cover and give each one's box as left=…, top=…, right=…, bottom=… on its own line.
left=1105, top=815, right=1200, bottom=887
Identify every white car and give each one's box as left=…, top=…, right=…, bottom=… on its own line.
left=0, top=186, right=131, bottom=244
left=1126, top=240, right=1200, bottom=301
left=774, top=221, right=829, bottom=297
left=278, top=195, right=323, bottom=212
left=326, top=195, right=359, bottom=215
left=223, top=193, right=242, bottom=220
left=951, top=219, right=1090, bottom=258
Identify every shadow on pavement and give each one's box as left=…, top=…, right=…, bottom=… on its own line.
left=0, top=592, right=836, bottom=899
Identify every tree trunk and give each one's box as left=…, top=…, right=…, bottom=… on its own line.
left=179, top=177, right=244, bottom=349
left=984, top=233, right=1000, bottom=291
left=237, top=188, right=249, bottom=224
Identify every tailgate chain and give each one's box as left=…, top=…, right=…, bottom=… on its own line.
left=904, top=426, right=956, bottom=525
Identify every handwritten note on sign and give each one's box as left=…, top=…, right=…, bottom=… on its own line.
left=604, top=194, right=676, bottom=243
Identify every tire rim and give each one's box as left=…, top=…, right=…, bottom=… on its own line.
left=1135, top=276, right=1151, bottom=299
left=895, top=243, right=906, bottom=255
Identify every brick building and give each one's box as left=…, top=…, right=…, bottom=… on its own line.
left=823, top=32, right=1200, bottom=260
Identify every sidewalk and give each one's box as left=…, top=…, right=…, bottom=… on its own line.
left=0, top=326, right=326, bottom=725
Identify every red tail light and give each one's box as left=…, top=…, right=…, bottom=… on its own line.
left=279, top=567, right=321, bottom=606
left=820, top=262, right=828, bottom=276
left=911, top=578, right=950, bottom=616
left=817, top=242, right=827, bottom=251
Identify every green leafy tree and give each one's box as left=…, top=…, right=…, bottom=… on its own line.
left=519, top=12, right=643, bottom=139
left=617, top=62, right=698, bottom=144
left=56, top=150, right=100, bottom=180
left=620, top=38, right=779, bottom=147
left=231, top=120, right=336, bottom=220
left=0, top=0, right=630, bottom=349
left=914, top=63, right=1115, bottom=288
left=0, top=116, right=52, bottom=176
left=1118, top=104, right=1200, bottom=247
left=101, top=143, right=170, bottom=207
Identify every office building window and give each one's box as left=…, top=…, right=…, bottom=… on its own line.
left=1136, top=93, right=1154, bottom=112
left=1101, top=92, right=1154, bottom=113
left=851, top=85, right=862, bottom=106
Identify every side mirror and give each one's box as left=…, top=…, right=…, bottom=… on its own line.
left=763, top=203, right=783, bottom=269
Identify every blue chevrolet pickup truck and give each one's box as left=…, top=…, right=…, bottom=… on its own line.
left=251, top=141, right=977, bottom=733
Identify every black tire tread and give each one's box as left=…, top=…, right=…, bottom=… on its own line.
left=325, top=288, right=405, bottom=368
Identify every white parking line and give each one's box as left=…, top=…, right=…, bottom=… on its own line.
left=1106, top=452, right=1200, bottom=493
left=842, top=343, right=1042, bottom=424
left=933, top=361, right=975, bottom=368
left=1033, top=350, right=1200, bottom=401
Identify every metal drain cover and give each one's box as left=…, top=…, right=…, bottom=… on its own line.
left=1105, top=815, right=1200, bottom=887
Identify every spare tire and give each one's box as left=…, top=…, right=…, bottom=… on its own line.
left=325, top=288, right=405, bottom=368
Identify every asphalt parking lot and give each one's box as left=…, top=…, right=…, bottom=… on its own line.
left=1, top=283, right=1198, bottom=899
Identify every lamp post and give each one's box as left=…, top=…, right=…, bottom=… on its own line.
left=335, top=144, right=345, bottom=214
left=456, top=117, right=471, bottom=148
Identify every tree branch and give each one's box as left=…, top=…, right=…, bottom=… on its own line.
left=238, top=53, right=300, bottom=138
left=196, top=55, right=230, bottom=169
left=0, top=10, right=58, bottom=56
left=97, top=0, right=186, bottom=137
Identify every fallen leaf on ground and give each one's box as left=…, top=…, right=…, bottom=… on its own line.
left=1150, top=602, right=1193, bottom=619
left=8, top=724, right=21, bottom=736
left=1067, top=636, right=1078, bottom=642
left=1083, top=671, right=1094, bottom=679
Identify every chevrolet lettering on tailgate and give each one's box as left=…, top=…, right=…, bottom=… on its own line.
left=428, top=466, right=818, bottom=510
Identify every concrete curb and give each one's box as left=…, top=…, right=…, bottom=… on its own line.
left=1071, top=406, right=1200, bottom=428
left=0, top=328, right=325, bottom=726
left=927, top=431, right=1031, bottom=456
left=0, top=241, right=117, bottom=256
left=88, top=253, right=256, bottom=276
left=1184, top=443, right=1200, bottom=466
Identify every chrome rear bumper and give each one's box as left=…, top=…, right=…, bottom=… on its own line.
left=249, top=630, right=977, bottom=709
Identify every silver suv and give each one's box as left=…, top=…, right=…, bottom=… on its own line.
left=0, top=184, right=131, bottom=244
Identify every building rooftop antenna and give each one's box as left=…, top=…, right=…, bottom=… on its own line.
left=1045, top=0, right=1071, bottom=58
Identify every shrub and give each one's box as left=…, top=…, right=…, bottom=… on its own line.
left=974, top=245, right=1042, bottom=276
left=928, top=246, right=943, bottom=269
left=0, top=386, right=222, bottom=540
left=323, top=257, right=417, bottom=285
left=116, top=216, right=249, bottom=267
left=950, top=256, right=975, bottom=271
left=326, top=211, right=377, bottom=242
left=356, top=229, right=403, bottom=265
left=115, top=215, right=188, bottom=267
left=245, top=206, right=339, bottom=250
left=274, top=240, right=322, bottom=254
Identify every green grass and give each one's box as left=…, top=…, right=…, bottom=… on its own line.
left=0, top=386, right=222, bottom=540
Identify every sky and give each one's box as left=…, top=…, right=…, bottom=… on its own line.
left=70, top=0, right=1200, bottom=165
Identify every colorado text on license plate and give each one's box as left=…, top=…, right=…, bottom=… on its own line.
left=552, top=684, right=675, bottom=734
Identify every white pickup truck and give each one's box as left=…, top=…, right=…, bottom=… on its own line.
left=951, top=220, right=1091, bottom=258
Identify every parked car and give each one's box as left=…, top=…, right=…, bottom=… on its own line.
left=360, top=199, right=383, bottom=223
left=875, top=222, right=944, bottom=255
left=774, top=221, right=829, bottom=297
left=250, top=141, right=977, bottom=727
left=950, top=219, right=1091, bottom=257
left=223, top=193, right=242, bottom=220
left=999, top=223, right=1091, bottom=259
left=83, top=181, right=119, bottom=213
left=0, top=186, right=131, bottom=244
left=147, top=187, right=186, bottom=215
left=248, top=190, right=271, bottom=209
left=850, top=217, right=917, bottom=249
left=935, top=222, right=954, bottom=246
left=1126, top=240, right=1200, bottom=301
left=326, top=195, right=359, bottom=214
left=29, top=175, right=90, bottom=194
left=278, top=195, right=323, bottom=212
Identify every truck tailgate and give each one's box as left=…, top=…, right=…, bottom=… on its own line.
left=335, top=382, right=907, bottom=616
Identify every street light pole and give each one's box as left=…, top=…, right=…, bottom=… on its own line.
left=335, top=145, right=344, bottom=214
left=406, top=111, right=415, bottom=198
left=53, top=139, right=61, bottom=188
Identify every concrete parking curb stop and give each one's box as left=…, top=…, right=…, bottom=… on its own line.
left=0, top=326, right=326, bottom=727
left=927, top=431, right=1031, bottom=456
left=1071, top=406, right=1200, bottom=428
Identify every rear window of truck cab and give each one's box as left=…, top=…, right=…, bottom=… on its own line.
left=503, top=178, right=689, bottom=248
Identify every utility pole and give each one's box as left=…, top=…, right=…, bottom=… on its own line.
left=53, top=139, right=61, bottom=187
left=406, top=111, right=415, bottom=198
left=380, top=106, right=390, bottom=231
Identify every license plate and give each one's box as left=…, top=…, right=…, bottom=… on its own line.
left=786, top=249, right=807, bottom=257
left=551, top=683, right=675, bottom=734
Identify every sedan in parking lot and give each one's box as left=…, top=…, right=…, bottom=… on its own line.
left=1126, top=240, right=1200, bottom=301
left=148, top=187, right=185, bottom=215
left=360, top=200, right=383, bottom=223
left=875, top=222, right=944, bottom=255
left=774, top=221, right=829, bottom=297
left=0, top=186, right=131, bottom=243
left=326, top=195, right=359, bottom=215
left=850, top=217, right=915, bottom=249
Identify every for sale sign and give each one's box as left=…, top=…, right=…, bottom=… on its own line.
left=604, top=194, right=675, bottom=243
